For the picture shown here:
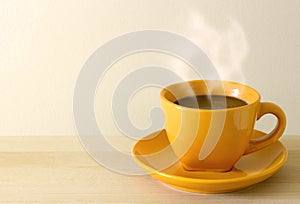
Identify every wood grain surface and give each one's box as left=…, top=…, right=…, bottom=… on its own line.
left=0, top=135, right=298, bottom=203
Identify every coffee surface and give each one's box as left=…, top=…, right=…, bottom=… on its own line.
left=174, top=95, right=247, bottom=109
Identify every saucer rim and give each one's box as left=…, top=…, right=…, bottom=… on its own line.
left=132, top=129, right=288, bottom=184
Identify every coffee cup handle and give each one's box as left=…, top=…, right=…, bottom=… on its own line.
left=244, top=102, right=286, bottom=154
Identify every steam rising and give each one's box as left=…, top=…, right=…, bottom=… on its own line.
left=175, top=13, right=248, bottom=82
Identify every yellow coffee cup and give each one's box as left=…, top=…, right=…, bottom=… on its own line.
left=160, top=80, right=286, bottom=171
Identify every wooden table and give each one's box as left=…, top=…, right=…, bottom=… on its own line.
left=0, top=135, right=299, bottom=203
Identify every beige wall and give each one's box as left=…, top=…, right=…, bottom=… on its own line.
left=0, top=0, right=299, bottom=136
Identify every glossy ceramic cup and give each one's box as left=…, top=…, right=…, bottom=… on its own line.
left=160, top=80, right=286, bottom=171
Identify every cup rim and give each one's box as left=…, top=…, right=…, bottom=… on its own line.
left=160, top=80, right=261, bottom=112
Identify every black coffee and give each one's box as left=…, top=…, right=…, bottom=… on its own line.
left=174, top=95, right=247, bottom=110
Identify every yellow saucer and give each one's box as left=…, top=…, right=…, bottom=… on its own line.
left=132, top=129, right=287, bottom=194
